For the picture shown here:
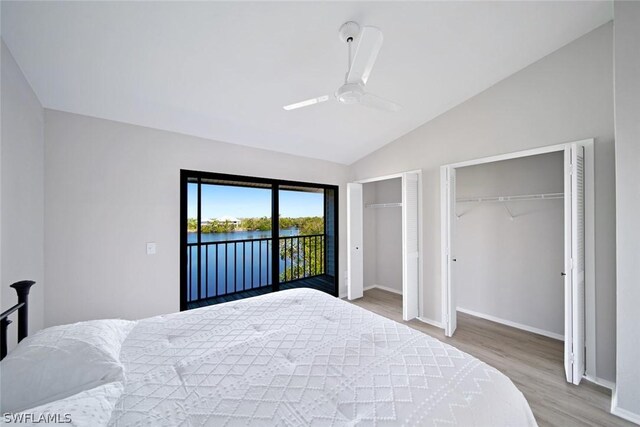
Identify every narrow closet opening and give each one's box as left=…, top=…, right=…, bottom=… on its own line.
left=454, top=151, right=565, bottom=360
left=363, top=178, right=403, bottom=307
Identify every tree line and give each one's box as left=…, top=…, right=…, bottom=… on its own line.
left=187, top=216, right=324, bottom=235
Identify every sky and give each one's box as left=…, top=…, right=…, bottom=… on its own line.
left=187, top=184, right=324, bottom=219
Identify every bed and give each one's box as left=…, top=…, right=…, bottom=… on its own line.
left=1, top=288, right=537, bottom=426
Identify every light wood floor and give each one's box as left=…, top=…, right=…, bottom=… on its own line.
left=347, top=288, right=632, bottom=427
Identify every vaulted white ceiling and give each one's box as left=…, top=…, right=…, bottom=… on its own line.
left=1, top=1, right=611, bottom=164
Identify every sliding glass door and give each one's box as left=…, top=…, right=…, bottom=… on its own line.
left=180, top=171, right=338, bottom=310
left=185, top=179, right=273, bottom=303
left=278, top=185, right=334, bottom=294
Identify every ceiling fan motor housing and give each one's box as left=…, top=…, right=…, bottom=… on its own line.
left=336, top=82, right=364, bottom=104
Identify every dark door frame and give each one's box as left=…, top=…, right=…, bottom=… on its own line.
left=180, top=170, right=339, bottom=311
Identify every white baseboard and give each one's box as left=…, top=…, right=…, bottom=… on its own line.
left=611, top=389, right=640, bottom=425
left=416, top=317, right=443, bottom=329
left=456, top=307, right=564, bottom=341
left=340, top=284, right=401, bottom=299
left=364, top=284, right=403, bottom=295
left=583, top=374, right=615, bottom=391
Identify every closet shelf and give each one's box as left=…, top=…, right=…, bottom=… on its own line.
left=456, top=192, right=564, bottom=204
left=456, top=192, right=564, bottom=220
left=365, top=202, right=402, bottom=209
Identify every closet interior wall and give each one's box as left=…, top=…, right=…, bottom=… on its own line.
left=455, top=152, right=565, bottom=338
left=363, top=178, right=403, bottom=294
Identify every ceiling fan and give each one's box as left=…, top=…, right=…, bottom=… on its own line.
left=283, top=21, right=401, bottom=112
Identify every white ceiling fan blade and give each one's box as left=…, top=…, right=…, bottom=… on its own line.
left=346, top=26, right=383, bottom=86
left=283, top=95, right=329, bottom=111
left=360, top=93, right=401, bottom=112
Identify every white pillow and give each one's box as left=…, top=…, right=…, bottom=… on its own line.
left=0, top=319, right=135, bottom=413
left=7, top=382, right=124, bottom=427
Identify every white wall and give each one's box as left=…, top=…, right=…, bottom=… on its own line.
left=363, top=178, right=402, bottom=293
left=44, top=110, right=349, bottom=326
left=612, top=1, right=640, bottom=421
left=455, top=152, right=564, bottom=338
left=374, top=179, right=402, bottom=293
left=349, top=23, right=616, bottom=382
left=0, top=40, right=45, bottom=346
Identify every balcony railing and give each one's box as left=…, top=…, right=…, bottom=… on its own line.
left=187, top=234, right=325, bottom=303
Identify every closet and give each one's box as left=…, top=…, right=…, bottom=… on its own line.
left=363, top=178, right=402, bottom=296
left=441, top=141, right=592, bottom=385
left=454, top=152, right=565, bottom=341
left=347, top=171, right=421, bottom=321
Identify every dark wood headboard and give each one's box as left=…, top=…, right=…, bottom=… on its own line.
left=0, top=281, right=35, bottom=360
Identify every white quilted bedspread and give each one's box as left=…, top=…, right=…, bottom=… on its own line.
left=110, top=289, right=537, bottom=426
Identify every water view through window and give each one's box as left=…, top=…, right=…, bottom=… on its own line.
left=181, top=172, right=338, bottom=309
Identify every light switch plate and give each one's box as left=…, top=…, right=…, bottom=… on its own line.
left=146, top=242, right=157, bottom=255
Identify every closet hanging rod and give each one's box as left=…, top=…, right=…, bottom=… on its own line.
left=456, top=192, right=564, bottom=204
left=365, top=202, right=402, bottom=209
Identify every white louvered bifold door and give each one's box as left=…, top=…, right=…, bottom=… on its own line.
left=347, top=183, right=364, bottom=300
left=564, top=144, right=586, bottom=384
left=442, top=167, right=458, bottom=336
left=402, top=172, right=420, bottom=320
left=572, top=145, right=586, bottom=384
